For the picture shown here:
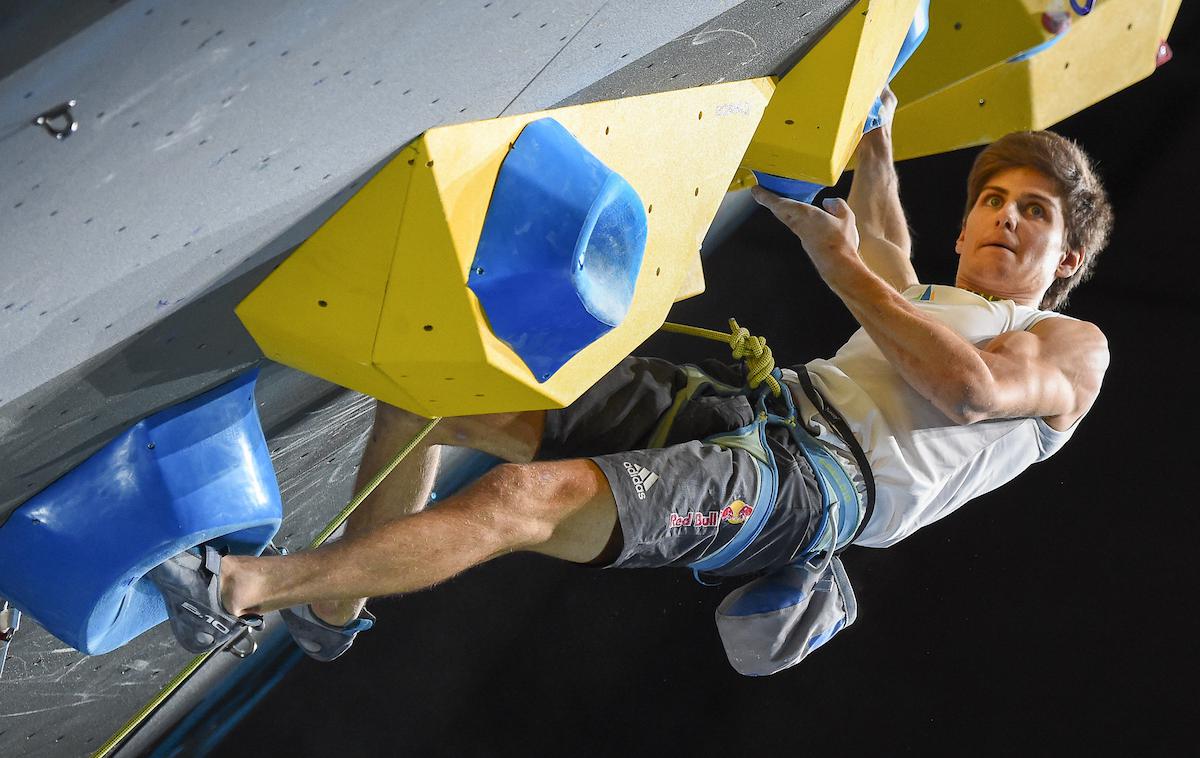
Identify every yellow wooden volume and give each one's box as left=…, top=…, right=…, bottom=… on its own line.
left=742, top=0, right=922, bottom=186
left=236, top=79, right=774, bottom=417
left=892, top=0, right=1182, bottom=161
left=890, top=0, right=1055, bottom=108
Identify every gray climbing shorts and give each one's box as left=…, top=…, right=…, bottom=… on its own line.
left=539, top=357, right=823, bottom=576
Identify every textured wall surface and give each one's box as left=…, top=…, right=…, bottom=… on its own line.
left=0, top=1, right=851, bottom=753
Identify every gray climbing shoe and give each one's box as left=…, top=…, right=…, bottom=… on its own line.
left=279, top=603, right=376, bottom=662
left=147, top=545, right=262, bottom=654
left=260, top=544, right=375, bottom=662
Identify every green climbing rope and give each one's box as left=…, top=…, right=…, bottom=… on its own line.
left=309, top=416, right=442, bottom=548
left=660, top=318, right=781, bottom=397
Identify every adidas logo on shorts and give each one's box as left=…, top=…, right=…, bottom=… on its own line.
left=622, top=462, right=660, bottom=500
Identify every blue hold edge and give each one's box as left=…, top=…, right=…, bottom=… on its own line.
left=750, top=174, right=824, bottom=204
left=863, top=0, right=929, bottom=132
left=0, top=370, right=281, bottom=655
left=468, top=117, right=648, bottom=383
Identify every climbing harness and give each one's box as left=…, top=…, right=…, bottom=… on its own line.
left=655, top=319, right=876, bottom=674
left=656, top=319, right=874, bottom=576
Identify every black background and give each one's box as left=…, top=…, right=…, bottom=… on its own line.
left=222, top=7, right=1200, bottom=756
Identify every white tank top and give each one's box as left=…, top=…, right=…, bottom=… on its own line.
left=794, top=284, right=1082, bottom=548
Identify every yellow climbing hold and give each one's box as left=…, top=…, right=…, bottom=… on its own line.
left=743, top=0, right=923, bottom=186
left=891, top=0, right=1182, bottom=160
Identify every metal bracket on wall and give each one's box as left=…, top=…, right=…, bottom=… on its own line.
left=33, top=99, right=79, bottom=140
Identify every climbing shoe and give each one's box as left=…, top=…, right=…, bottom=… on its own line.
left=279, top=603, right=375, bottom=662
left=259, top=544, right=375, bottom=662
left=147, top=545, right=262, bottom=654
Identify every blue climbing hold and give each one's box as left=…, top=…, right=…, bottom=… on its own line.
left=0, top=370, right=281, bottom=655
left=750, top=173, right=824, bottom=204
left=889, top=0, right=930, bottom=83
left=468, top=117, right=648, bottom=382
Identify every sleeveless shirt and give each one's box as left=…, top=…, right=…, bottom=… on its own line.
left=794, top=284, right=1083, bottom=548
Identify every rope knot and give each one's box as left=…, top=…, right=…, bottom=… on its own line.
left=656, top=318, right=781, bottom=397
left=727, top=319, right=780, bottom=396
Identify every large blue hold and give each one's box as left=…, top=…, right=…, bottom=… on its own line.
left=468, top=117, right=648, bottom=382
left=0, top=371, right=281, bottom=655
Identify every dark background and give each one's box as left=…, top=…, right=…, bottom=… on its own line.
left=222, top=6, right=1199, bottom=756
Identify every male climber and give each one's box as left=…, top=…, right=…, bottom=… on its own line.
left=151, top=90, right=1112, bottom=662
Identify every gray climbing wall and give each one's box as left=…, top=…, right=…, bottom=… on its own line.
left=0, top=0, right=852, bottom=753
left=0, top=0, right=851, bottom=523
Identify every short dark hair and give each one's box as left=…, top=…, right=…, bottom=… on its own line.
left=964, top=131, right=1113, bottom=311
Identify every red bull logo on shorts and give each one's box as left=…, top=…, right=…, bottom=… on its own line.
left=668, top=500, right=753, bottom=528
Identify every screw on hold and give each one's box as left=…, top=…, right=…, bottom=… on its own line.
left=1041, top=11, right=1070, bottom=35
left=33, top=100, right=79, bottom=140
left=1157, top=40, right=1173, bottom=68
left=147, top=442, right=156, bottom=450
left=474, top=267, right=485, bottom=276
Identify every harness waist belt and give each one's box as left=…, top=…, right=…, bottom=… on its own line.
left=785, top=366, right=877, bottom=554
left=789, top=427, right=863, bottom=555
